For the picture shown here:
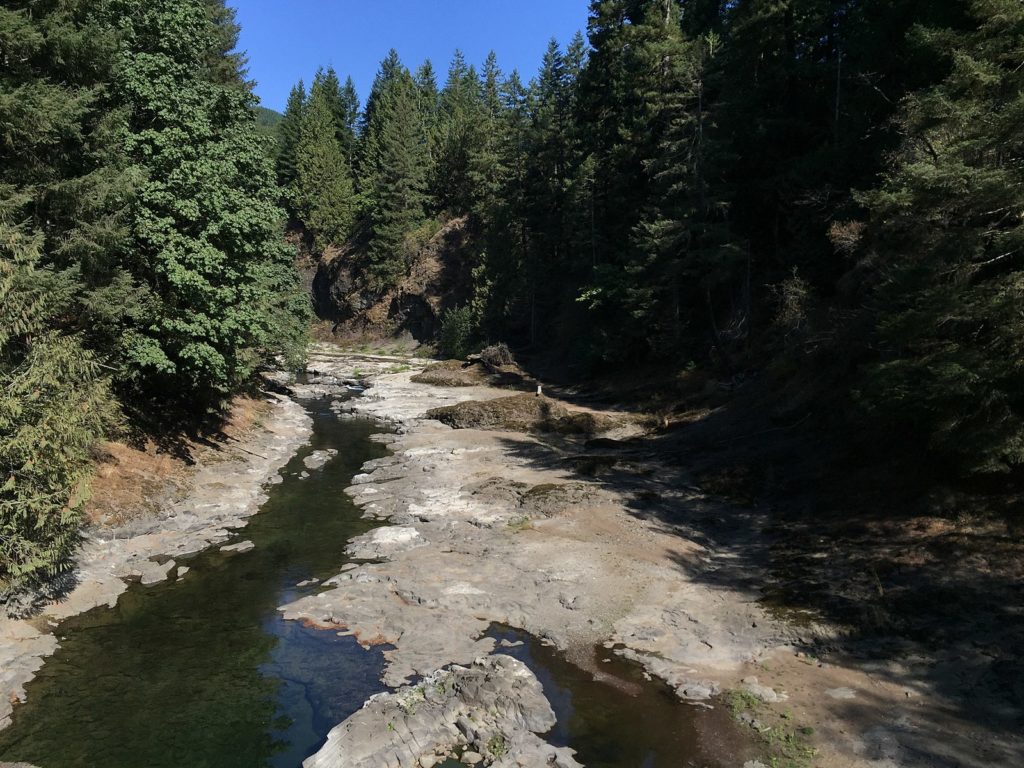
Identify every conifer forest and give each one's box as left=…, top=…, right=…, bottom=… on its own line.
left=1, top=2, right=1023, bottom=766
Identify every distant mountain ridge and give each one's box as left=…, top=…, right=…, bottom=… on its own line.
left=254, top=105, right=284, bottom=148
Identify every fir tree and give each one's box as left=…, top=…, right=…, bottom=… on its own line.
left=277, top=80, right=306, bottom=191
left=857, top=0, right=1024, bottom=474
left=432, top=50, right=488, bottom=213
left=1, top=223, right=120, bottom=591
left=361, top=51, right=430, bottom=288
left=294, top=70, right=357, bottom=249
left=414, top=61, right=441, bottom=166
left=338, top=75, right=361, bottom=168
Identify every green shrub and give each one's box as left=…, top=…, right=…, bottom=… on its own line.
left=439, top=306, right=476, bottom=359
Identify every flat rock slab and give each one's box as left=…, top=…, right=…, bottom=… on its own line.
left=220, top=540, right=255, bottom=554
left=826, top=687, right=858, bottom=700
left=304, top=655, right=580, bottom=768
left=284, top=351, right=789, bottom=695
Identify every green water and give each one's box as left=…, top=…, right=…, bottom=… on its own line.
left=0, top=399, right=392, bottom=768
left=0, top=397, right=747, bottom=768
left=487, top=627, right=743, bottom=768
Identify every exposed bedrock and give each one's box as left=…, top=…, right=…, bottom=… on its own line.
left=303, top=655, right=580, bottom=768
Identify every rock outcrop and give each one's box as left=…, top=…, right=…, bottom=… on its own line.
left=304, top=655, right=580, bottom=768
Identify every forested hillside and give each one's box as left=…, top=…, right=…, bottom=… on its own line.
left=3, top=0, right=1022, bottom=597
left=0, top=0, right=308, bottom=592
left=282, top=0, right=1024, bottom=480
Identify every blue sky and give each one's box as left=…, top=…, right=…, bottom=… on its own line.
left=232, top=1, right=592, bottom=113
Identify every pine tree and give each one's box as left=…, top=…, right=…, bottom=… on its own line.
left=361, top=51, right=430, bottom=288
left=277, top=80, right=306, bottom=191
left=857, top=0, right=1024, bottom=474
left=294, top=70, right=357, bottom=249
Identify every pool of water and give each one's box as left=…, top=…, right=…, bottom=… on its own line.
left=487, top=627, right=744, bottom=768
left=0, top=398, right=392, bottom=768
left=0, top=396, right=748, bottom=768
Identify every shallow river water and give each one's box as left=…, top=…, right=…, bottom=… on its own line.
left=0, top=397, right=736, bottom=767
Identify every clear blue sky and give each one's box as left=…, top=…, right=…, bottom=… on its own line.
left=232, top=1, right=592, bottom=113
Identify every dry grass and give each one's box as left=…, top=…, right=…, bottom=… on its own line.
left=85, top=397, right=272, bottom=527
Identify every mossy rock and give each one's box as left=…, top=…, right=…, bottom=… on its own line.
left=411, top=360, right=489, bottom=387
left=426, top=394, right=628, bottom=436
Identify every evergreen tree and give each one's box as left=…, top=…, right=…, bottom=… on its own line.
left=358, top=48, right=401, bottom=195
left=316, top=67, right=359, bottom=167
left=517, top=39, right=578, bottom=345
left=476, top=69, right=533, bottom=337
left=294, top=70, right=357, bottom=249
left=107, top=0, right=308, bottom=402
left=338, top=75, right=361, bottom=168
left=1, top=222, right=120, bottom=591
left=277, top=80, right=306, bottom=191
left=857, top=0, right=1024, bottom=474
left=202, top=0, right=249, bottom=87
left=414, top=61, right=441, bottom=166
left=361, top=51, right=430, bottom=288
left=433, top=51, right=486, bottom=213
left=466, top=51, right=506, bottom=215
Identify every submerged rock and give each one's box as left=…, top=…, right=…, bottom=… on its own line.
left=220, top=540, right=255, bottom=554
left=303, top=655, right=581, bottom=768
left=303, top=449, right=339, bottom=471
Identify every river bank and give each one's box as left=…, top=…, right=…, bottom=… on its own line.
left=2, top=345, right=1018, bottom=767
left=289, top=344, right=1024, bottom=768
left=0, top=393, right=312, bottom=732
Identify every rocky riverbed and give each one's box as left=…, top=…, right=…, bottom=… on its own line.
left=0, top=394, right=311, bottom=732
left=283, top=344, right=1024, bottom=768
left=3, top=346, right=1020, bottom=768
left=284, top=349, right=789, bottom=692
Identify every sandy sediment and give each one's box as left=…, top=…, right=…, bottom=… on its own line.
left=0, top=394, right=311, bottom=731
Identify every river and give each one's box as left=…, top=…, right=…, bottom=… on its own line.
left=0, top=393, right=735, bottom=767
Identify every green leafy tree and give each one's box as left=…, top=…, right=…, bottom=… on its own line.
left=108, top=0, right=308, bottom=403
